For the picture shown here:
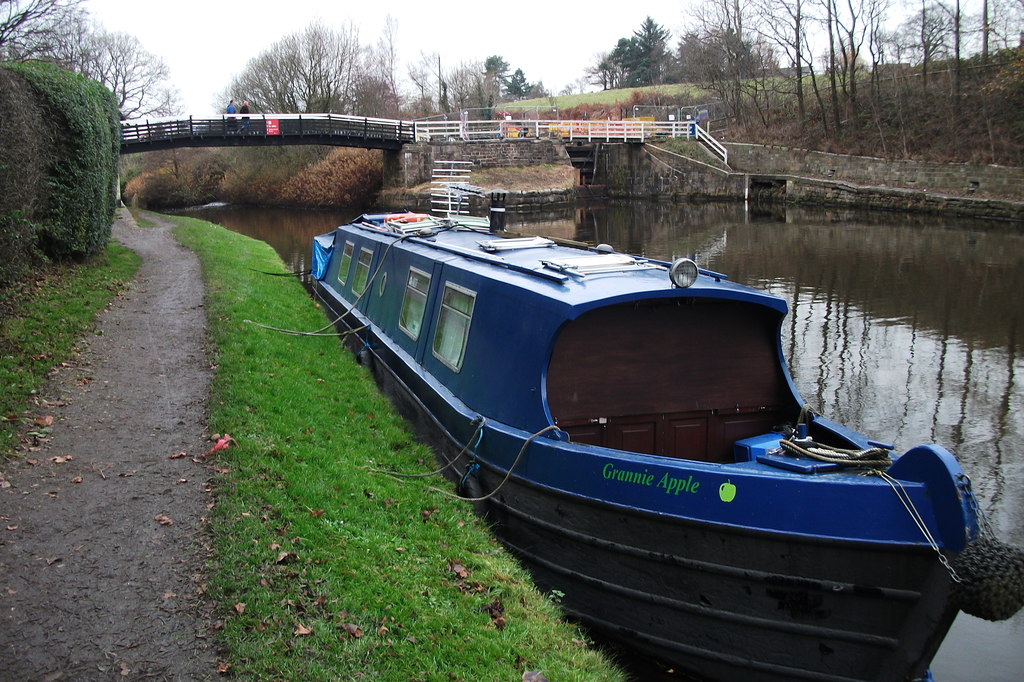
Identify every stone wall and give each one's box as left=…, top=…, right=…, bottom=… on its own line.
left=383, top=139, right=570, bottom=188
left=596, top=141, right=1023, bottom=220
left=596, top=143, right=748, bottom=200
left=724, top=142, right=1024, bottom=200
left=784, top=177, right=1024, bottom=221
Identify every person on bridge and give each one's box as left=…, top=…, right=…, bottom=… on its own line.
left=240, top=101, right=250, bottom=132
left=226, top=100, right=237, bottom=131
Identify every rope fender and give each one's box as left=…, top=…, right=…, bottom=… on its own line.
left=951, top=536, right=1024, bottom=621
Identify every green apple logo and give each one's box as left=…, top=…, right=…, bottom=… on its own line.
left=719, top=480, right=737, bottom=503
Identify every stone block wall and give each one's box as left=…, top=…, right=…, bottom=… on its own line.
left=596, top=143, right=749, bottom=200
left=383, top=139, right=570, bottom=188
left=724, top=142, right=1024, bottom=200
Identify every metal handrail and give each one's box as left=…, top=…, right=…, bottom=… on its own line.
left=411, top=118, right=702, bottom=144
left=118, top=113, right=728, bottom=164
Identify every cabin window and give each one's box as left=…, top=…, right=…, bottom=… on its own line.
left=352, top=247, right=374, bottom=295
left=337, top=241, right=355, bottom=285
left=432, top=283, right=476, bottom=371
left=399, top=267, right=431, bottom=340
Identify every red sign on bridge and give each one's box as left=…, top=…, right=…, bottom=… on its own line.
left=266, top=119, right=280, bottom=135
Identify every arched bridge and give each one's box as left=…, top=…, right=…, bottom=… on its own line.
left=120, top=114, right=415, bottom=153
left=119, top=113, right=727, bottom=164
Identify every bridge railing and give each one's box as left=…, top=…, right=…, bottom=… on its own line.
left=411, top=118, right=701, bottom=144
left=120, top=113, right=417, bottom=147
left=119, top=113, right=727, bottom=164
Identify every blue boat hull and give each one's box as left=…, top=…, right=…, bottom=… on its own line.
left=312, top=278, right=961, bottom=681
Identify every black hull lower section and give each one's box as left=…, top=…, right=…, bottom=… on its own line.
left=481, top=480, right=955, bottom=682
left=315, top=284, right=956, bottom=682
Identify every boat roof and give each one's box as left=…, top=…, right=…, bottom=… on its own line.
left=339, top=214, right=788, bottom=314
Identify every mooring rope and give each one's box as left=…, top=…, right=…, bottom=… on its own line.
left=431, top=425, right=559, bottom=503
left=244, top=231, right=414, bottom=337
left=247, top=267, right=311, bottom=277
left=778, top=438, right=892, bottom=468
left=365, top=418, right=486, bottom=480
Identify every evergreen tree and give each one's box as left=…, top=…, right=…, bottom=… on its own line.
left=505, top=68, right=531, bottom=99
left=631, top=17, right=672, bottom=86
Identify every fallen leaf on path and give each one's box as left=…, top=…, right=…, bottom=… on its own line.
left=340, top=622, right=363, bottom=638
left=217, top=663, right=232, bottom=674
left=482, top=599, right=506, bottom=630
left=34, top=416, right=53, bottom=427
left=154, top=514, right=174, bottom=526
left=50, top=456, right=72, bottom=464
left=233, top=602, right=246, bottom=614
left=448, top=561, right=470, bottom=579
left=168, top=451, right=187, bottom=459
left=294, top=622, right=313, bottom=636
left=71, top=476, right=82, bottom=484
left=202, top=434, right=237, bottom=458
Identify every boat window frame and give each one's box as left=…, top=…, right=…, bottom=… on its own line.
left=352, top=246, right=374, bottom=295
left=399, top=266, right=432, bottom=341
left=432, top=281, right=476, bottom=372
left=337, top=240, right=355, bottom=286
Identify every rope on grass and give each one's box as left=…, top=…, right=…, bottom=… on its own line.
left=430, top=425, right=559, bottom=503
left=364, top=418, right=486, bottom=480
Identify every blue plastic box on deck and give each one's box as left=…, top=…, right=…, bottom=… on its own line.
left=733, top=433, right=783, bottom=462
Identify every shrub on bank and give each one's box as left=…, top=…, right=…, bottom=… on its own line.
left=124, top=147, right=383, bottom=210
left=0, top=61, right=120, bottom=264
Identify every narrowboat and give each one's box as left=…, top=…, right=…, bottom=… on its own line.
left=309, top=205, right=1022, bottom=681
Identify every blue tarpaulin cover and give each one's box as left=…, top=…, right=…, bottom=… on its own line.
left=312, top=233, right=335, bottom=280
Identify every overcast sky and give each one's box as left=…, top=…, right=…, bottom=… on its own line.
left=84, top=0, right=688, bottom=116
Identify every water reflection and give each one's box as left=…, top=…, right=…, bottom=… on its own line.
left=173, top=200, right=1024, bottom=681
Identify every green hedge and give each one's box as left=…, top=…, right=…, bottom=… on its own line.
left=0, top=61, right=120, bottom=267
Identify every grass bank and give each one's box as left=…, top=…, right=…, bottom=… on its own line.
left=0, top=243, right=139, bottom=453
left=170, top=215, right=625, bottom=681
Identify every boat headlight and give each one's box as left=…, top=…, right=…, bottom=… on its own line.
left=669, top=258, right=699, bottom=288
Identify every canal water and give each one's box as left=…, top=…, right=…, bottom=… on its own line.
left=175, top=201, right=1024, bottom=680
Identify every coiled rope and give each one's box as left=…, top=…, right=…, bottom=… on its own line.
left=778, top=438, right=893, bottom=469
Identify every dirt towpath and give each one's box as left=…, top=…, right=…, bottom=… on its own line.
left=0, top=210, right=217, bottom=680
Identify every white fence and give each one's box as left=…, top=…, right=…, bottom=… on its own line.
left=120, top=112, right=728, bottom=164
left=411, top=118, right=726, bottom=164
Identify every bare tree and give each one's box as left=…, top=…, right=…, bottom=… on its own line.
left=752, top=0, right=812, bottom=126
left=84, top=31, right=177, bottom=118
left=19, top=9, right=178, bottom=118
left=682, top=0, right=772, bottom=125
left=0, top=0, right=81, bottom=59
left=406, top=53, right=438, bottom=116
left=985, top=0, right=1024, bottom=50
left=226, top=20, right=362, bottom=113
left=353, top=15, right=401, bottom=117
